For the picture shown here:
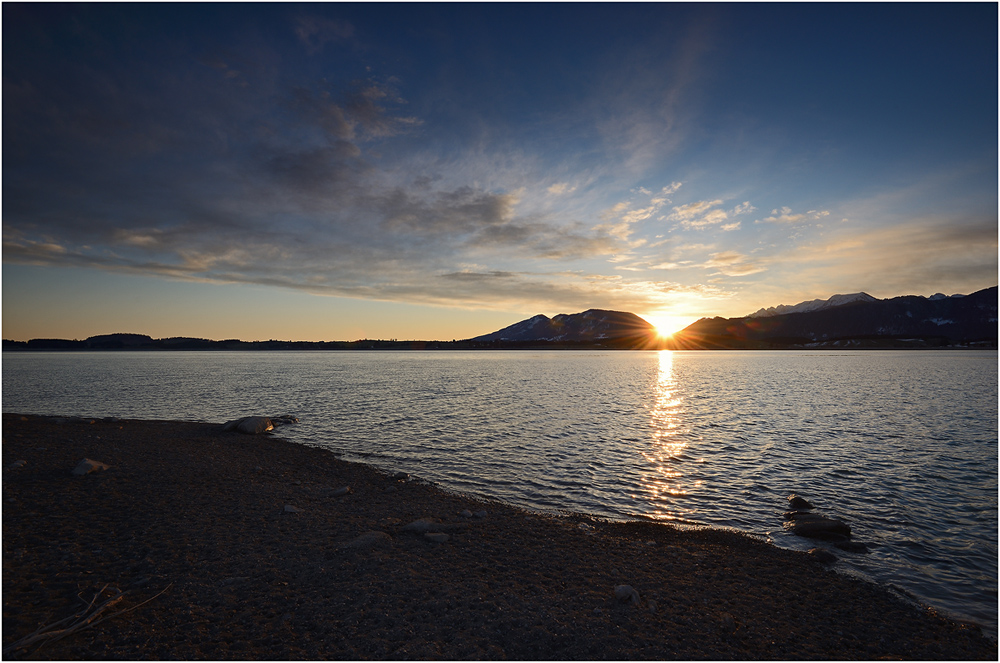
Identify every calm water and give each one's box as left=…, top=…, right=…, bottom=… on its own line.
left=3, top=350, right=997, bottom=634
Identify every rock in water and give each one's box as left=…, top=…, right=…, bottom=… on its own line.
left=237, top=417, right=273, bottom=434
left=832, top=540, right=870, bottom=554
left=72, top=458, right=110, bottom=476
left=784, top=513, right=851, bottom=539
left=788, top=494, right=815, bottom=510
left=222, top=417, right=274, bottom=434
left=808, top=547, right=838, bottom=564
left=614, top=585, right=640, bottom=605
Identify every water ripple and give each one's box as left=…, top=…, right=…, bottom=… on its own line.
left=3, top=349, right=996, bottom=635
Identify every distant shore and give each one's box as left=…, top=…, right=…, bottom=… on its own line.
left=3, top=413, right=995, bottom=659
left=4, top=337, right=996, bottom=351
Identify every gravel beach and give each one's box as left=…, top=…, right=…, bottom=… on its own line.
left=2, top=413, right=995, bottom=660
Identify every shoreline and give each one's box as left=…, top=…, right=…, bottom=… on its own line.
left=3, top=413, right=995, bottom=660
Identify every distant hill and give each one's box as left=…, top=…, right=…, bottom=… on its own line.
left=470, top=309, right=656, bottom=344
left=675, top=286, right=997, bottom=349
left=85, top=333, right=154, bottom=349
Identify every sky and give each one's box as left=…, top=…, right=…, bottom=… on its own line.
left=3, top=3, right=997, bottom=342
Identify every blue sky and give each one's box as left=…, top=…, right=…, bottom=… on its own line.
left=3, top=3, right=996, bottom=341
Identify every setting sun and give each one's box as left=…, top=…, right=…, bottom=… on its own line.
left=641, top=314, right=699, bottom=339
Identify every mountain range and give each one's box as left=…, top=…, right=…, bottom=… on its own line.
left=675, top=286, right=996, bottom=349
left=4, top=287, right=996, bottom=350
left=470, top=286, right=997, bottom=349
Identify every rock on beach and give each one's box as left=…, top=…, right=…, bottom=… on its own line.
left=223, top=416, right=274, bottom=434
left=342, top=531, right=393, bottom=550
left=614, top=584, right=640, bottom=605
left=72, top=458, right=110, bottom=476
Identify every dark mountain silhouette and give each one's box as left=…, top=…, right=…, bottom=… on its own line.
left=470, top=309, right=657, bottom=344
left=672, top=286, right=997, bottom=349
left=4, top=287, right=996, bottom=351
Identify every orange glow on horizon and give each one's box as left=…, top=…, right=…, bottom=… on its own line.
left=640, top=313, right=700, bottom=339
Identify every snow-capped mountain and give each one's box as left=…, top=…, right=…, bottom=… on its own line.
left=747, top=293, right=877, bottom=318
left=681, top=286, right=997, bottom=347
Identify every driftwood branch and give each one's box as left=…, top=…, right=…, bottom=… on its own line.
left=2, top=582, right=172, bottom=656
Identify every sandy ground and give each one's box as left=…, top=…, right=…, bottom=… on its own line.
left=2, top=413, right=995, bottom=660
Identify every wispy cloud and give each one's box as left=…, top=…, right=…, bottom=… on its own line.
left=765, top=218, right=997, bottom=295
left=760, top=207, right=831, bottom=224
left=702, top=251, right=766, bottom=276
left=295, top=16, right=355, bottom=53
left=547, top=182, right=576, bottom=195
left=598, top=183, right=683, bottom=240
left=667, top=199, right=732, bottom=229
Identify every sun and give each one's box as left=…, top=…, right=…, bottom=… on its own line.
left=641, top=314, right=698, bottom=339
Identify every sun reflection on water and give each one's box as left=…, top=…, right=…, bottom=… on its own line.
left=640, top=350, right=698, bottom=521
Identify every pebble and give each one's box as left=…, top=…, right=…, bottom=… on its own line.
left=331, top=486, right=351, bottom=497
left=473, top=510, right=487, bottom=518
left=424, top=532, right=449, bottom=543
left=392, top=471, right=409, bottom=481
left=402, top=518, right=440, bottom=533
left=614, top=584, right=640, bottom=605
left=8, top=460, right=27, bottom=469
left=72, top=458, right=110, bottom=476
left=648, top=599, right=658, bottom=613
left=283, top=505, right=302, bottom=513
left=460, top=509, right=474, bottom=518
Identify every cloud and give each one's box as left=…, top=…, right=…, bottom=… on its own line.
left=547, top=182, right=577, bottom=195
left=295, top=16, right=355, bottom=53
left=439, top=270, right=517, bottom=282
left=598, top=183, right=683, bottom=240
left=732, top=201, right=755, bottom=215
left=289, top=82, right=422, bottom=143
left=766, top=218, right=997, bottom=295
left=667, top=199, right=731, bottom=229
left=761, top=207, right=830, bottom=224
left=702, top=251, right=766, bottom=276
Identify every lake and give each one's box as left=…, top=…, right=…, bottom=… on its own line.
left=2, top=349, right=996, bottom=635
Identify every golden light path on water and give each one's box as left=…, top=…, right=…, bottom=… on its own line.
left=639, top=350, right=703, bottom=521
